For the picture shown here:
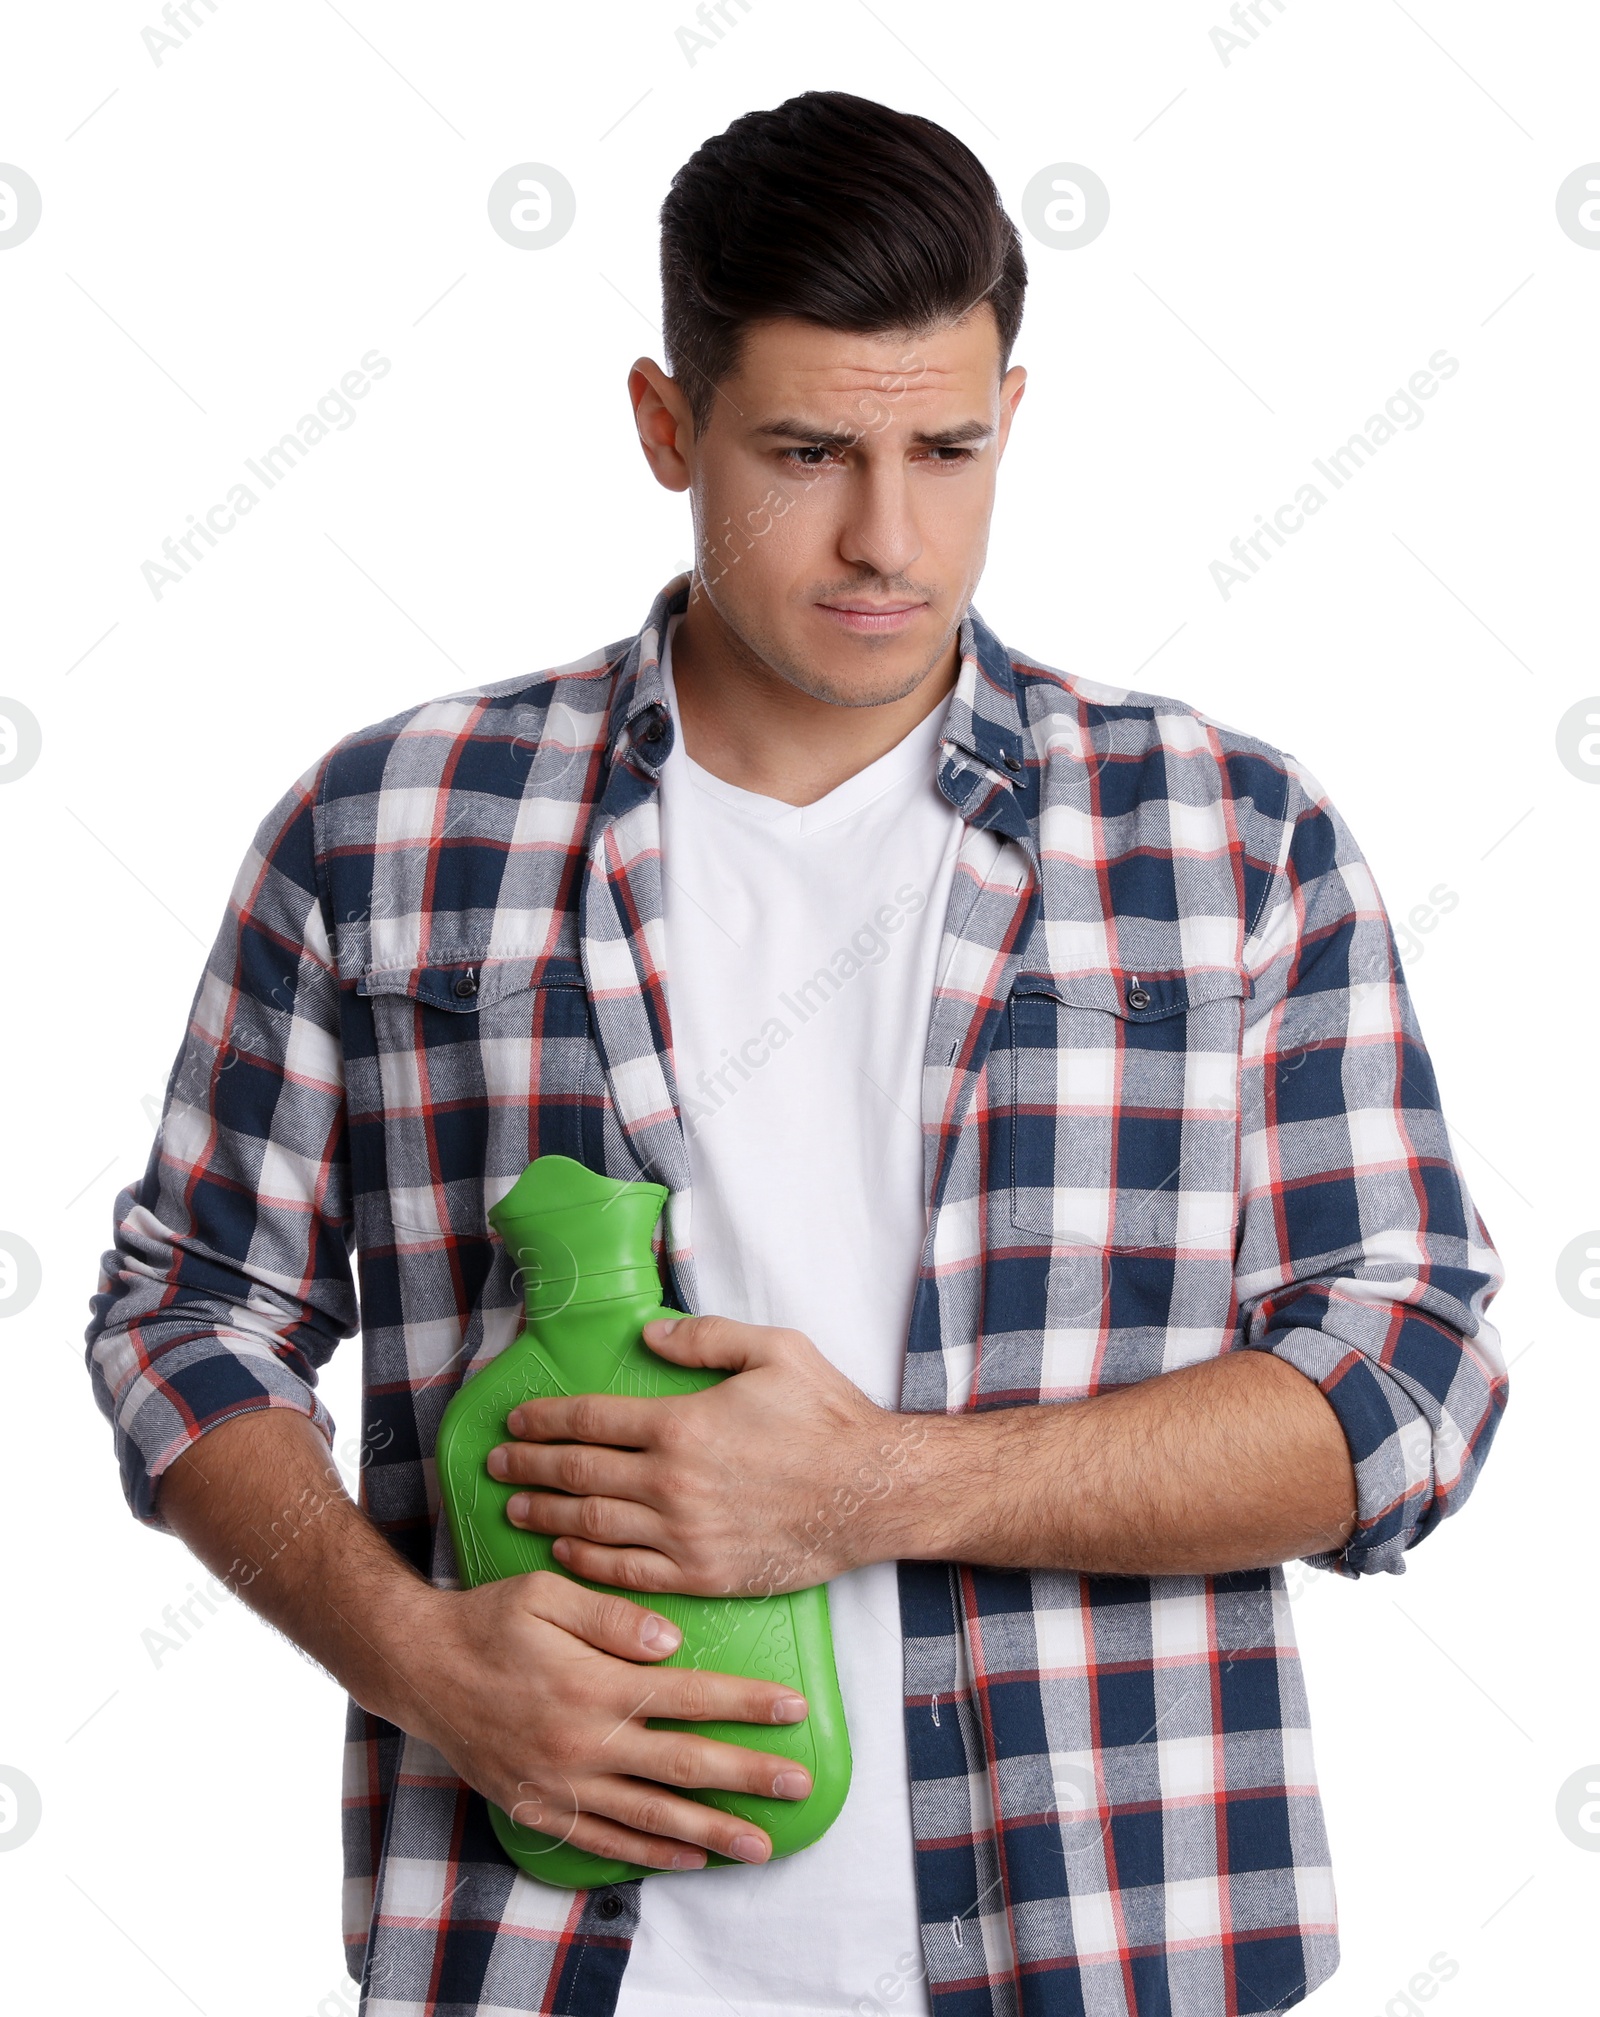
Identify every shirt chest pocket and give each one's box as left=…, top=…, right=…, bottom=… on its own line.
left=355, top=954, right=594, bottom=1235
left=1007, top=966, right=1249, bottom=1251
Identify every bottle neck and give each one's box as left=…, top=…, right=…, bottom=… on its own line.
left=520, top=1275, right=666, bottom=1355
left=488, top=1154, right=673, bottom=1341
left=518, top=1260, right=663, bottom=1319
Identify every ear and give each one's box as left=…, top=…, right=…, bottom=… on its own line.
left=628, top=359, right=694, bottom=493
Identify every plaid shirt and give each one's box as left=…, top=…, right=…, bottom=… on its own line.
left=87, top=570, right=1507, bottom=2017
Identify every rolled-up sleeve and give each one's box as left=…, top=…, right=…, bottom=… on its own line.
left=85, top=763, right=356, bottom=1529
left=1235, top=755, right=1507, bottom=1577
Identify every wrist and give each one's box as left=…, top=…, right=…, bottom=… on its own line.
left=340, top=1575, right=455, bottom=1736
left=869, top=1407, right=1029, bottom=1564
left=840, top=1409, right=966, bottom=1566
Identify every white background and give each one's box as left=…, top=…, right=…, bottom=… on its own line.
left=1, top=2, right=1596, bottom=2011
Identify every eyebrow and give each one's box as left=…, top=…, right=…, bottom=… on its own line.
left=752, top=415, right=995, bottom=450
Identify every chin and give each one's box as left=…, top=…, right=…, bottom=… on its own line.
left=787, top=657, right=938, bottom=711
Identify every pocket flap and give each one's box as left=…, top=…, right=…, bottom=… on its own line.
left=357, top=953, right=583, bottom=1013
left=1012, top=966, right=1251, bottom=1023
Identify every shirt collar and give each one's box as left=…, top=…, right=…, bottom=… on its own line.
left=941, top=599, right=1029, bottom=785
left=603, top=572, right=688, bottom=771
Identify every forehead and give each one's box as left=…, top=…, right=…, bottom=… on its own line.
left=719, top=307, right=1003, bottom=424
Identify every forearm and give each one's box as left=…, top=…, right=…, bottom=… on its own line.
left=157, top=1408, right=826, bottom=1871
left=871, top=1350, right=1357, bottom=1577
left=155, top=1409, right=441, bottom=1731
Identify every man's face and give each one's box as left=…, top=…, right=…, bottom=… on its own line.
left=633, top=308, right=1026, bottom=708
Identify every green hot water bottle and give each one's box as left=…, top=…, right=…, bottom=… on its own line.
left=435, top=1154, right=852, bottom=1888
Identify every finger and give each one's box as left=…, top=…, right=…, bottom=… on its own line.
left=505, top=1390, right=663, bottom=1448
left=578, top=1780, right=773, bottom=1867
left=621, top=1725, right=813, bottom=1807
left=488, top=1438, right=646, bottom=1498
left=549, top=1537, right=688, bottom=1592
left=509, top=1490, right=667, bottom=1554
left=604, top=1777, right=775, bottom=1864
left=502, top=1776, right=584, bottom=1850
left=534, top=1799, right=710, bottom=1872
left=501, top=1768, right=771, bottom=1871
left=513, top=1567, right=683, bottom=1660
left=650, top=1662, right=811, bottom=1732
left=639, top=1311, right=769, bottom=1371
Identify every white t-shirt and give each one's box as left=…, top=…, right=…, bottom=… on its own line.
left=614, top=615, right=962, bottom=2017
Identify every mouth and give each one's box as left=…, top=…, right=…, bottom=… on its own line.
left=814, top=598, right=927, bottom=635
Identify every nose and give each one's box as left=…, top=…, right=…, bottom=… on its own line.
left=835, top=452, right=923, bottom=584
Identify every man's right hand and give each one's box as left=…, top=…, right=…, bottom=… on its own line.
left=384, top=1571, right=814, bottom=1870
left=153, top=1410, right=811, bottom=1874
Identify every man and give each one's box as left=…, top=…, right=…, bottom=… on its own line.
left=88, top=89, right=1507, bottom=2017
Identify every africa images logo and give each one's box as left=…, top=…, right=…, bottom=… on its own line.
left=682, top=883, right=927, bottom=1136
left=1209, top=348, right=1460, bottom=599
left=139, top=349, right=392, bottom=599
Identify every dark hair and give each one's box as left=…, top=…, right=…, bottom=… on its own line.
left=660, top=90, right=1027, bottom=434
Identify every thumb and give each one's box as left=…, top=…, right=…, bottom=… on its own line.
left=640, top=1311, right=763, bottom=1371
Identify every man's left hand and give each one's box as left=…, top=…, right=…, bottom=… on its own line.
left=488, top=1316, right=925, bottom=1597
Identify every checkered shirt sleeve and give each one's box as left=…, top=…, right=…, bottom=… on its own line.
left=1235, top=755, right=1506, bottom=1576
left=85, top=764, right=357, bottom=1527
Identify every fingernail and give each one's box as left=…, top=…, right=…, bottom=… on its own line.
left=506, top=1408, right=525, bottom=1435
left=486, top=1447, right=508, bottom=1479
left=640, top=1614, right=682, bottom=1653
left=670, top=1851, right=705, bottom=1869
left=772, top=1770, right=810, bottom=1799
left=728, top=1834, right=768, bottom=1863
left=506, top=1494, right=529, bottom=1524
left=771, top=1696, right=808, bottom=1724
left=645, top=1318, right=679, bottom=1336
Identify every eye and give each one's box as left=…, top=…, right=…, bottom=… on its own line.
left=776, top=442, right=979, bottom=470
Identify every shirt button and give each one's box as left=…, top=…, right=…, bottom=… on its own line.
left=1125, top=982, right=1151, bottom=1010
left=595, top=1892, right=624, bottom=1920
left=1002, top=750, right=1022, bottom=773
left=453, top=971, right=479, bottom=999
left=640, top=716, right=666, bottom=746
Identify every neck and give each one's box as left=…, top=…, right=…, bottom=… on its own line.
left=668, top=592, right=959, bottom=807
